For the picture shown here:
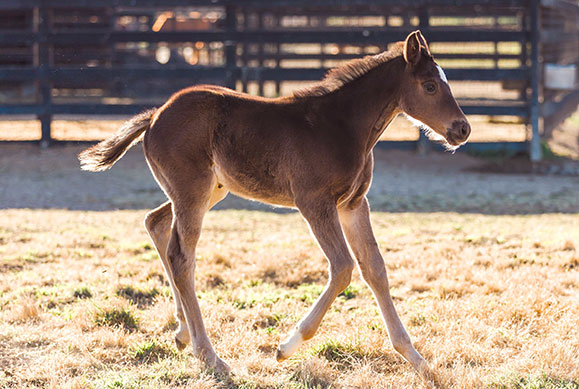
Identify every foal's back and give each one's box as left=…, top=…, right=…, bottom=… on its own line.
left=144, top=85, right=363, bottom=207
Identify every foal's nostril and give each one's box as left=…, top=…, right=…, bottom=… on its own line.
left=455, top=120, right=471, bottom=140
left=449, top=120, right=471, bottom=144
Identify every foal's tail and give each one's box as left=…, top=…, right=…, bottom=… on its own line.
left=78, top=108, right=157, bottom=172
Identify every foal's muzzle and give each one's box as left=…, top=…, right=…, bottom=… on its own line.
left=446, top=120, right=471, bottom=145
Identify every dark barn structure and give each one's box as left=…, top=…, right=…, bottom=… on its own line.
left=0, top=0, right=577, bottom=161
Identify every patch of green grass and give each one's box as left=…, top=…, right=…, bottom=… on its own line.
left=91, top=361, right=202, bottom=388
left=17, top=250, right=52, bottom=264
left=138, top=250, right=158, bottom=262
left=263, top=326, right=277, bottom=335
left=116, top=285, right=159, bottom=305
left=253, top=312, right=285, bottom=330
left=338, top=284, right=360, bottom=300
left=230, top=285, right=284, bottom=309
left=297, top=283, right=325, bottom=304
left=248, top=279, right=262, bottom=287
left=367, top=321, right=385, bottom=332
left=95, top=372, right=140, bottom=389
left=124, top=241, right=154, bottom=255
left=232, top=297, right=255, bottom=310
left=310, top=339, right=372, bottom=368
left=153, top=369, right=197, bottom=387
left=95, top=306, right=138, bottom=331
left=288, top=374, right=329, bottom=389
left=256, top=312, right=285, bottom=335
left=489, top=372, right=579, bottom=389
left=289, top=362, right=332, bottom=389
left=465, top=234, right=487, bottom=244
left=131, top=339, right=174, bottom=363
left=73, top=286, right=92, bottom=299
left=409, top=312, right=426, bottom=327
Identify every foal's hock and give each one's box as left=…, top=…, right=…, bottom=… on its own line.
left=79, top=30, right=470, bottom=378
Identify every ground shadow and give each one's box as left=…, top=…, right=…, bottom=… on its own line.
left=1, top=143, right=577, bottom=215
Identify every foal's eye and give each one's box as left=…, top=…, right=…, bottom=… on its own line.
left=423, top=81, right=437, bottom=94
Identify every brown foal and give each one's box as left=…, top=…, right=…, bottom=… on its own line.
left=79, top=30, right=470, bottom=377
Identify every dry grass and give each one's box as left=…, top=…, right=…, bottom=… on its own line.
left=0, top=209, right=578, bottom=388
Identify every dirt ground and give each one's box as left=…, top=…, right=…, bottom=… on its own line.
left=0, top=141, right=577, bottom=214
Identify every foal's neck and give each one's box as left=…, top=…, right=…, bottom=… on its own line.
left=319, top=57, right=404, bottom=153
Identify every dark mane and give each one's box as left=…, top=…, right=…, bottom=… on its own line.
left=293, top=42, right=405, bottom=99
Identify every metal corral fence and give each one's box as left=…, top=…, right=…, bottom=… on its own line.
left=0, top=0, right=577, bottom=161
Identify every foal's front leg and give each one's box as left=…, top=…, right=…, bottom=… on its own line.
left=277, top=199, right=355, bottom=361
left=338, top=198, right=429, bottom=375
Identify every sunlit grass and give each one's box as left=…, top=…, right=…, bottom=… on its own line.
left=0, top=209, right=577, bottom=388
left=95, top=305, right=139, bottom=331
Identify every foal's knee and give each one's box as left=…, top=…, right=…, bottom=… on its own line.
left=332, top=260, right=355, bottom=292
left=144, top=211, right=157, bottom=233
left=144, top=204, right=171, bottom=236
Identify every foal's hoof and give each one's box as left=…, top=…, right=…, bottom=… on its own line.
left=417, top=361, right=442, bottom=388
left=276, top=332, right=303, bottom=362
left=213, top=357, right=232, bottom=375
left=275, top=347, right=286, bottom=363
left=175, top=337, right=187, bottom=351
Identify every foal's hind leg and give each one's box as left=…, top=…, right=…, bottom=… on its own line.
left=338, top=198, right=429, bottom=376
left=145, top=201, right=189, bottom=348
left=145, top=186, right=228, bottom=351
left=164, top=173, right=230, bottom=372
left=277, top=198, right=355, bottom=361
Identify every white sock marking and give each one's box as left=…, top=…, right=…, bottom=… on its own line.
left=436, top=64, right=448, bottom=84
left=279, top=331, right=303, bottom=357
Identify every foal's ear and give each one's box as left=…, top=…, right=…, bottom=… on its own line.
left=403, top=30, right=422, bottom=66
left=416, top=30, right=431, bottom=55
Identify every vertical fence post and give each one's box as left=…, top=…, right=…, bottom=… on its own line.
left=241, top=9, right=248, bottom=93
left=39, top=6, right=52, bottom=148
left=257, top=11, right=264, bottom=96
left=35, top=5, right=53, bottom=147
left=224, top=3, right=237, bottom=90
left=417, top=8, right=430, bottom=155
left=521, top=9, right=529, bottom=117
left=529, top=0, right=542, bottom=162
left=274, top=13, right=281, bottom=96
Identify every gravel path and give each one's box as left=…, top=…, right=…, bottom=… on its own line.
left=0, top=143, right=577, bottom=214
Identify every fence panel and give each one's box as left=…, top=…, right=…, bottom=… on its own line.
left=0, top=0, right=577, bottom=159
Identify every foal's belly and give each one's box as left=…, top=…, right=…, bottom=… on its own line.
left=212, top=164, right=296, bottom=208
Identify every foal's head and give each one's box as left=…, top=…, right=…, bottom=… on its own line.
left=398, top=31, right=471, bottom=149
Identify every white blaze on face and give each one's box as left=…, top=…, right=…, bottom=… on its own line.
left=436, top=64, right=448, bottom=84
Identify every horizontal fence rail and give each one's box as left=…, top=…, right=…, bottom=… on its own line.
left=0, top=0, right=577, bottom=160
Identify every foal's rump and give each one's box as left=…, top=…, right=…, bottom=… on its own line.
left=131, top=85, right=301, bottom=205
left=79, top=84, right=308, bottom=207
